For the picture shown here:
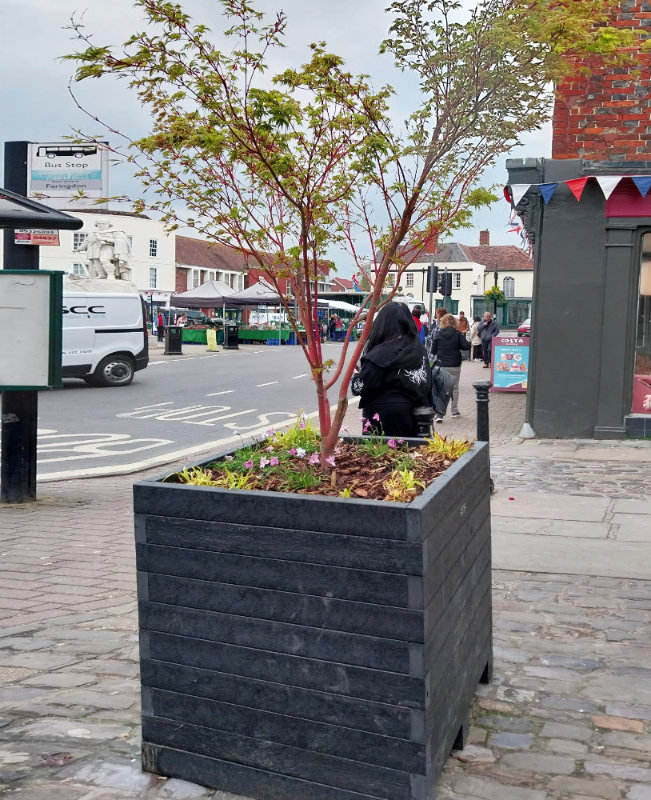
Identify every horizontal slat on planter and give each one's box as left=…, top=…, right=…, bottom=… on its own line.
left=143, top=631, right=425, bottom=707
left=144, top=688, right=425, bottom=773
left=139, top=601, right=415, bottom=673
left=144, top=573, right=424, bottom=642
left=136, top=544, right=415, bottom=607
left=143, top=716, right=412, bottom=800
left=140, top=659, right=418, bottom=739
left=142, top=742, right=400, bottom=800
left=141, top=517, right=425, bottom=574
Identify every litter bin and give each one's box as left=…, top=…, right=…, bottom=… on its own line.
left=164, top=325, right=183, bottom=355
left=223, top=322, right=239, bottom=350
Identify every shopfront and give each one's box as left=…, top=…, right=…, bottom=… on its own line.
left=506, top=157, right=651, bottom=438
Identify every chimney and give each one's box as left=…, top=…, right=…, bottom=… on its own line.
left=552, top=6, right=651, bottom=161
left=479, top=230, right=490, bottom=246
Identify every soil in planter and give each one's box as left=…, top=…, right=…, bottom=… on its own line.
left=166, top=437, right=473, bottom=502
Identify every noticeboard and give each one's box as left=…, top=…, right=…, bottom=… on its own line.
left=0, top=271, right=63, bottom=390
left=491, top=335, right=529, bottom=392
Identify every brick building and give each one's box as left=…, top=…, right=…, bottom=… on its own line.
left=507, top=2, right=651, bottom=438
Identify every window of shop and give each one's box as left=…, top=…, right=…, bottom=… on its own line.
left=453, top=272, right=461, bottom=289
left=149, top=267, right=158, bottom=289
left=503, top=276, right=515, bottom=298
left=633, top=231, right=651, bottom=414
left=149, top=238, right=158, bottom=257
left=406, top=273, right=414, bottom=287
left=73, top=232, right=88, bottom=250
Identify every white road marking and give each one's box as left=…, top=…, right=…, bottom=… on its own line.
left=292, top=373, right=308, bottom=379
left=256, top=381, right=279, bottom=387
left=206, top=390, right=234, bottom=397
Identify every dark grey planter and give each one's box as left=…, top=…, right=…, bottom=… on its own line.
left=134, top=440, right=492, bottom=800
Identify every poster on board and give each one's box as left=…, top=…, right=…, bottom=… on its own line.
left=491, top=336, right=529, bottom=392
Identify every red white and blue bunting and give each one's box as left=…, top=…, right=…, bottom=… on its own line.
left=506, top=175, right=651, bottom=207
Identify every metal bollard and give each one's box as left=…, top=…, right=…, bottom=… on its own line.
left=473, top=381, right=492, bottom=443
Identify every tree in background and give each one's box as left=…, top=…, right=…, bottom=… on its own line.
left=65, top=0, right=636, bottom=457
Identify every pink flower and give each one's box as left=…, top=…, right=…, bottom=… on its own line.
left=259, top=457, right=270, bottom=468
left=288, top=448, right=297, bottom=455
left=299, top=421, right=306, bottom=430
left=388, top=439, right=396, bottom=448
left=363, top=419, right=372, bottom=432
left=270, top=457, right=279, bottom=466
left=372, top=413, right=380, bottom=421
left=308, top=453, right=320, bottom=465
left=397, top=439, right=404, bottom=444
left=325, top=456, right=336, bottom=467
left=266, top=428, right=275, bottom=436
left=266, top=446, right=274, bottom=453
left=243, top=459, right=254, bottom=469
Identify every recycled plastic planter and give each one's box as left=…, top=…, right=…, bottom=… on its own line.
left=133, top=440, right=493, bottom=800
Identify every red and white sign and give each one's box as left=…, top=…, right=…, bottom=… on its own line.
left=14, top=229, right=60, bottom=246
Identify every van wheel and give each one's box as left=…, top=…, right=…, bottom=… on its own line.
left=90, top=355, right=135, bottom=387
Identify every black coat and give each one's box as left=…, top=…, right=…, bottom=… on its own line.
left=358, top=336, right=432, bottom=437
left=431, top=326, right=470, bottom=368
left=477, top=319, right=500, bottom=342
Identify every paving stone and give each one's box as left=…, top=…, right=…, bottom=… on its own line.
left=15, top=718, right=132, bottom=741
left=500, top=752, right=575, bottom=775
left=541, top=721, right=594, bottom=743
left=548, top=776, right=621, bottom=800
left=540, top=696, right=599, bottom=713
left=488, top=732, right=534, bottom=749
left=585, top=761, right=651, bottom=782
left=602, top=731, right=651, bottom=752
left=0, top=667, right=37, bottom=683
left=45, top=690, right=136, bottom=711
left=451, top=776, right=547, bottom=800
left=539, top=654, right=603, bottom=671
left=592, top=714, right=646, bottom=733
left=606, top=703, right=651, bottom=721
left=477, top=715, right=534, bottom=732
left=22, top=673, right=96, bottom=689
left=60, top=757, right=160, bottom=791
left=0, top=653, right=77, bottom=670
left=627, top=786, right=651, bottom=800
left=451, top=745, right=496, bottom=764
left=546, top=737, right=588, bottom=756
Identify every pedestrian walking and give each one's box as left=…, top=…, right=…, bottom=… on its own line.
left=156, top=312, right=165, bottom=343
left=430, top=313, right=471, bottom=420
left=468, top=315, right=483, bottom=361
left=477, top=311, right=500, bottom=367
left=456, top=311, right=470, bottom=335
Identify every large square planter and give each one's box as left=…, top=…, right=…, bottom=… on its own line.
left=134, top=441, right=492, bottom=800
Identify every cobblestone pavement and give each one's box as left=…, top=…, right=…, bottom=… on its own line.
left=0, top=365, right=650, bottom=799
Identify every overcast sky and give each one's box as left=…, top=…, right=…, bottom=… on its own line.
left=2, top=0, right=552, bottom=270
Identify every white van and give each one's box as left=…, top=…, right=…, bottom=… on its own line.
left=62, top=290, right=149, bottom=386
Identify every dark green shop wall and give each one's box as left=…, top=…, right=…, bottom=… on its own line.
left=532, top=180, right=608, bottom=437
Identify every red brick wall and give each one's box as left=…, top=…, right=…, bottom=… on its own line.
left=175, top=268, right=189, bottom=293
left=552, top=2, right=651, bottom=160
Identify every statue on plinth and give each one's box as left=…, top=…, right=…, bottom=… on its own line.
left=77, top=221, right=132, bottom=281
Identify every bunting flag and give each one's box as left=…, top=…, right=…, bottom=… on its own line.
left=633, top=176, right=651, bottom=198
left=352, top=275, right=362, bottom=292
left=505, top=174, right=651, bottom=206
left=566, top=177, right=589, bottom=202
left=595, top=176, right=621, bottom=200
left=539, top=183, right=558, bottom=205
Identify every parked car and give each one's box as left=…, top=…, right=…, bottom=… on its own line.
left=517, top=318, right=531, bottom=336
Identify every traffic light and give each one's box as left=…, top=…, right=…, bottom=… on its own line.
left=439, top=272, right=453, bottom=296
left=426, top=264, right=439, bottom=293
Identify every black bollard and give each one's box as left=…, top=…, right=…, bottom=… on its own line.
left=473, top=381, right=492, bottom=442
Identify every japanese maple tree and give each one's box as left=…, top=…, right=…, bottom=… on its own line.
left=65, top=0, right=635, bottom=457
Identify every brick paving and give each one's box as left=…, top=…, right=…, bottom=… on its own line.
left=0, top=362, right=650, bottom=799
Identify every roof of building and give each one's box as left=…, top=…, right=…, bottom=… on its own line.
left=175, top=235, right=247, bottom=271
left=331, top=276, right=353, bottom=289
left=432, top=242, right=533, bottom=271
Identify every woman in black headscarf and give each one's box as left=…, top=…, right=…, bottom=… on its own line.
left=354, top=302, right=432, bottom=437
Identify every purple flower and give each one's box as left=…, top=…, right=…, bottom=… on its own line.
left=325, top=456, right=336, bottom=467
left=308, top=453, right=320, bottom=465
left=288, top=448, right=297, bottom=455
left=243, top=459, right=254, bottom=469
left=299, top=421, right=306, bottom=430
left=388, top=438, right=396, bottom=448
left=259, top=456, right=270, bottom=468
left=270, top=456, right=279, bottom=466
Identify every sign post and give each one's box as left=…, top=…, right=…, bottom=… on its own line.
left=490, top=335, right=530, bottom=392
left=1, top=141, right=82, bottom=503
